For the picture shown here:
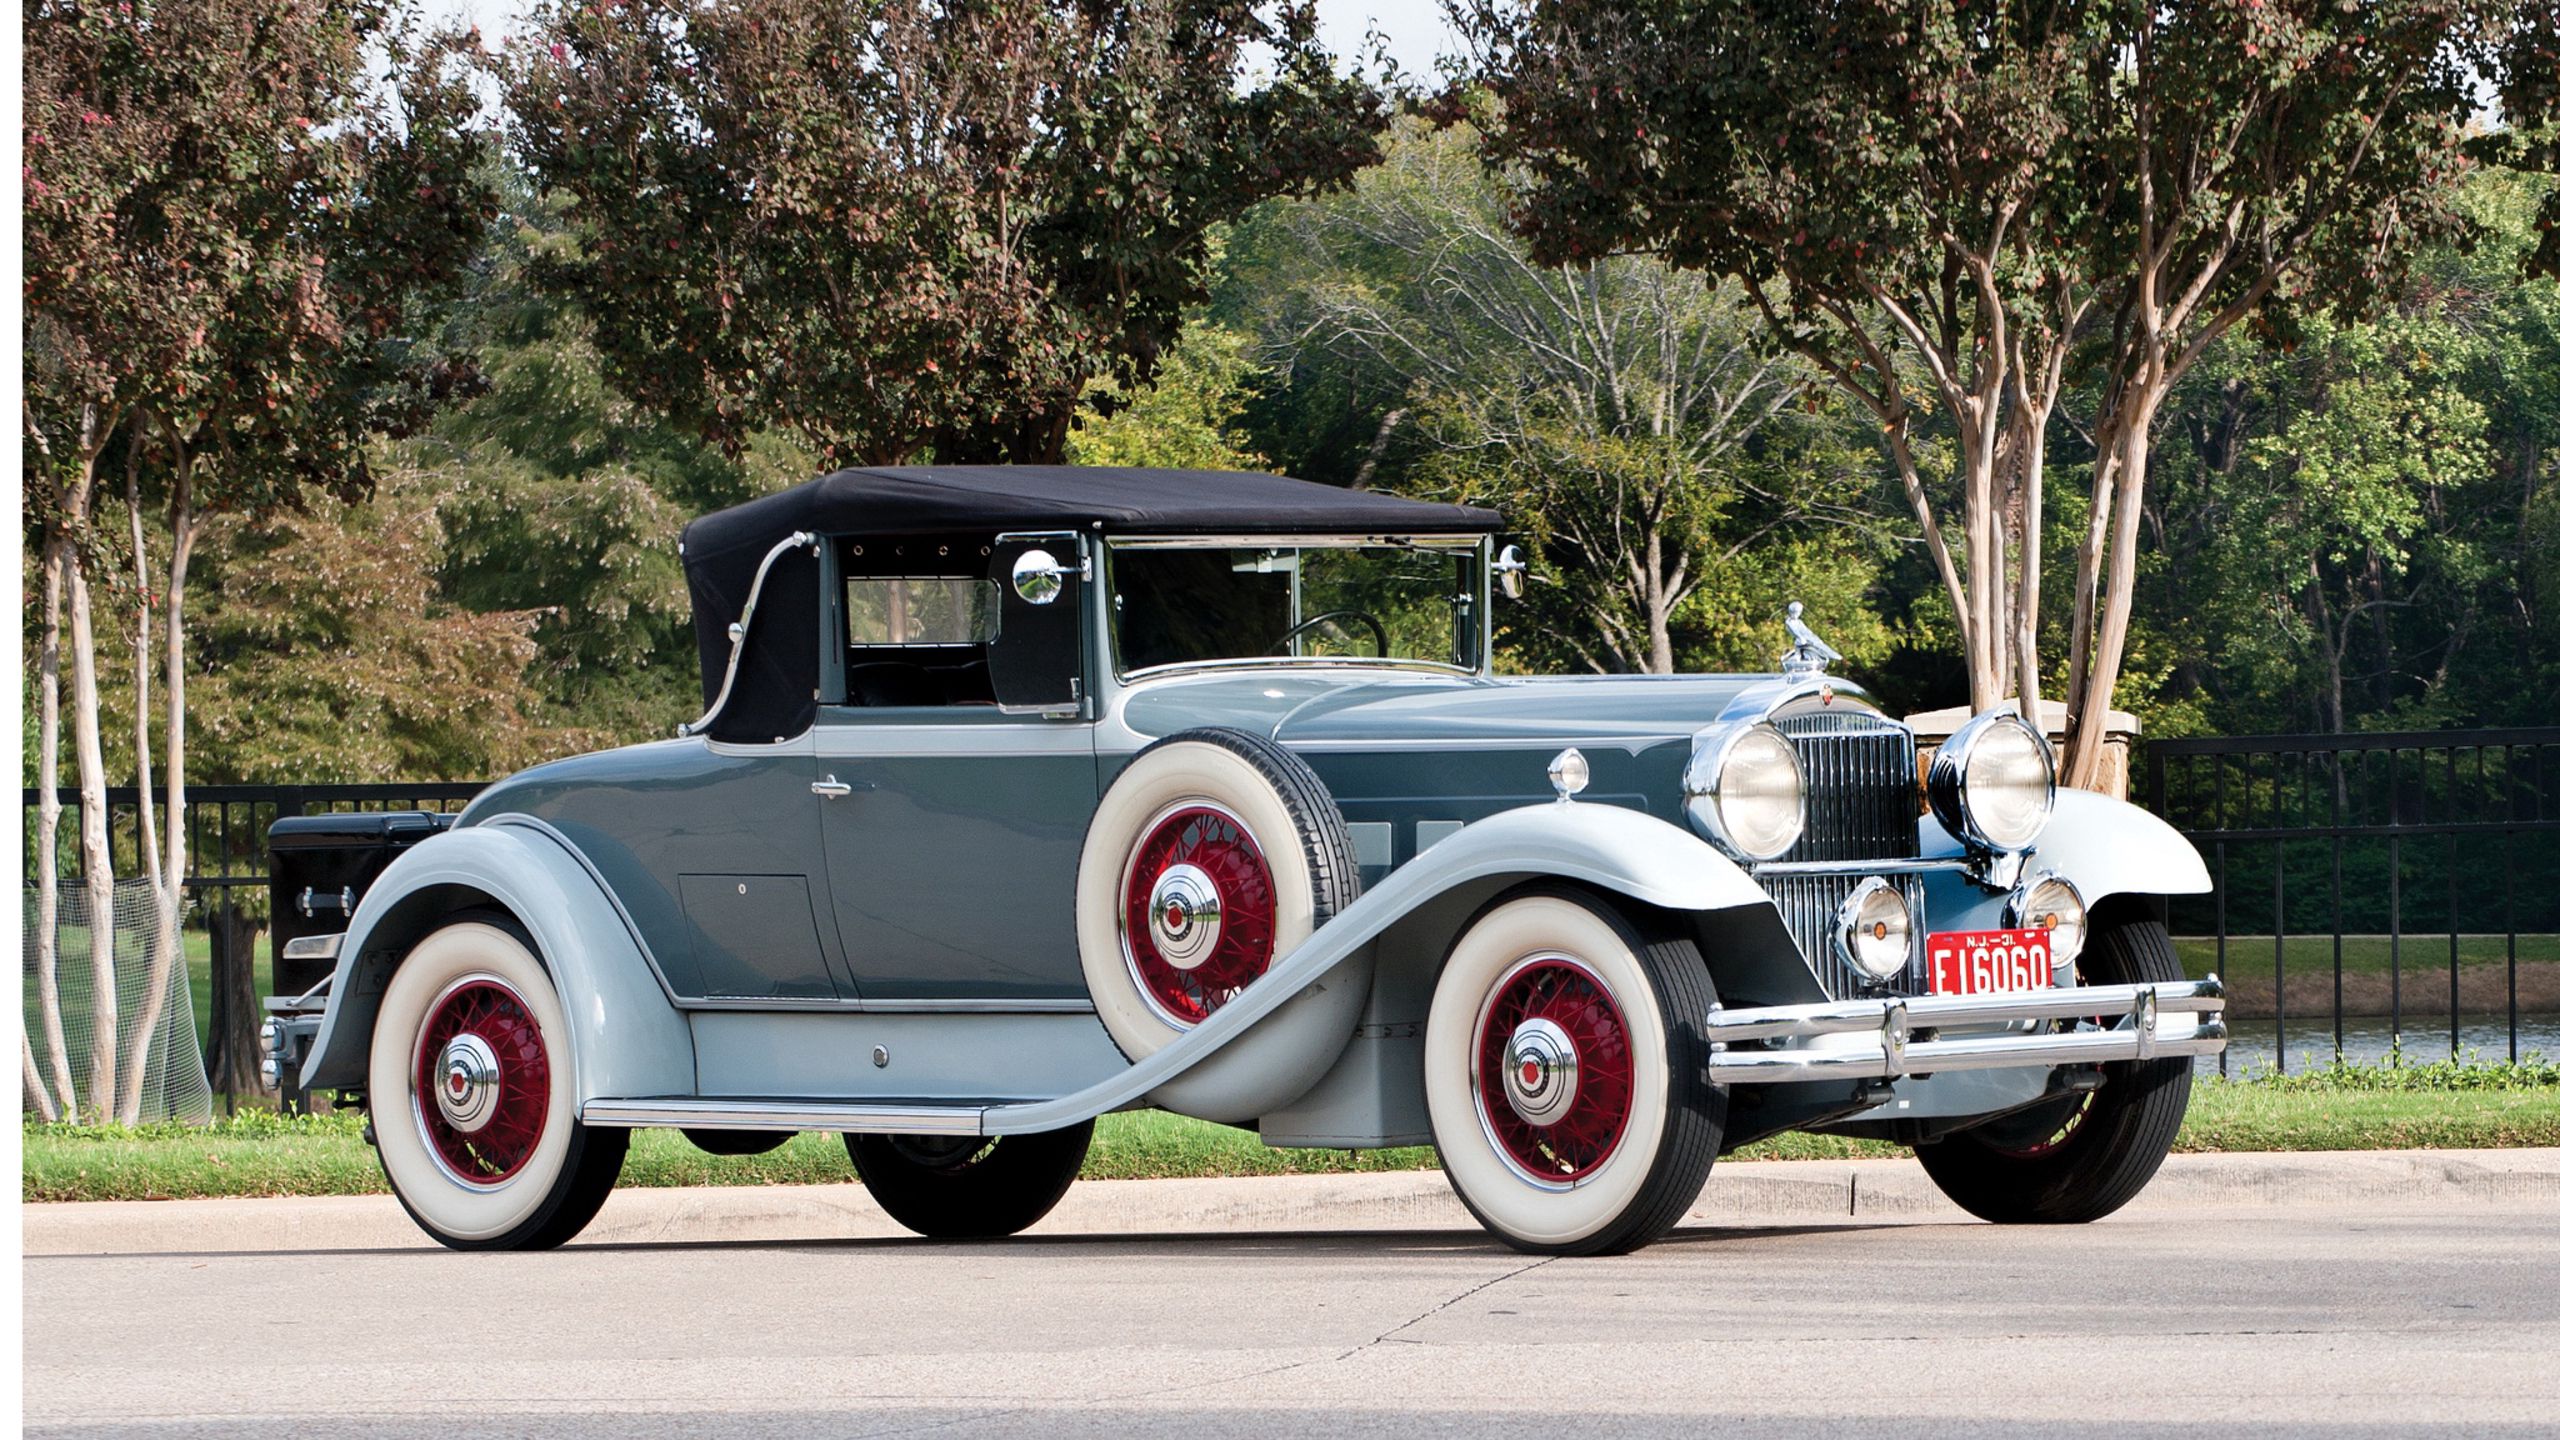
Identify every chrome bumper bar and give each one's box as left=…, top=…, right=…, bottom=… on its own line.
left=1705, top=977, right=2227, bottom=1084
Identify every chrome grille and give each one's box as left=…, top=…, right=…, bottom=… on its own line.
left=1771, top=709, right=1920, bottom=862
left=1759, top=870, right=1928, bottom=998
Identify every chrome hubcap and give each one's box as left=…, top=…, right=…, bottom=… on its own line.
left=1147, top=863, right=1224, bottom=972
left=1500, top=1016, right=1579, bottom=1127
left=434, top=1033, right=502, bottom=1133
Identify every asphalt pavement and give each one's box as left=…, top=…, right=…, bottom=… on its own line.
left=23, top=1150, right=2560, bottom=1438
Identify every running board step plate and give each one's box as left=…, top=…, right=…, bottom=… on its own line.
left=582, top=1097, right=985, bottom=1136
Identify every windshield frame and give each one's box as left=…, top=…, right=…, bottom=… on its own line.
left=1103, top=534, right=1494, bottom=683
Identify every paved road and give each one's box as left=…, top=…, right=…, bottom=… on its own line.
left=24, top=1168, right=2560, bottom=1438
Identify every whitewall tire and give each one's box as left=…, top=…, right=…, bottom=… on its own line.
left=1425, top=888, right=1726, bottom=1256
left=368, top=914, right=626, bottom=1250
left=1076, top=728, right=1362, bottom=1062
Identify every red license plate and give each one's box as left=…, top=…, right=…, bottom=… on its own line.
left=1927, top=928, right=2055, bottom=996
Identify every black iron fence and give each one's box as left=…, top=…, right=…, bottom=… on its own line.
left=2142, top=728, right=2560, bottom=1072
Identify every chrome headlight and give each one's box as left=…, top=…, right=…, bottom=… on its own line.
left=1836, top=877, right=1913, bottom=982
left=2008, top=872, right=2088, bottom=967
left=1684, top=723, right=1806, bottom=861
left=1927, top=710, right=2055, bottom=852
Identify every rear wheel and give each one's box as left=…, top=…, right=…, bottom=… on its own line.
left=846, top=1121, right=1095, bottom=1239
left=368, top=913, right=627, bottom=1250
left=1423, top=888, right=1726, bottom=1256
left=1915, top=915, right=2194, bottom=1223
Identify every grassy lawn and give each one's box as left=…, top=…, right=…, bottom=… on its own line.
left=2175, top=933, right=2560, bottom=985
left=25, top=1058, right=2559, bottom=1203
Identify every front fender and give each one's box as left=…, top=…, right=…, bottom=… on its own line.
left=990, top=801, right=1766, bottom=1132
left=2034, top=787, right=2212, bottom=901
left=298, top=817, right=695, bottom=1104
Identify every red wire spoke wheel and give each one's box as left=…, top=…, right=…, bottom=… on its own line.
left=1425, top=889, right=1725, bottom=1256
left=1472, top=956, right=1636, bottom=1186
left=1119, top=803, right=1279, bottom=1026
left=411, top=977, right=553, bottom=1186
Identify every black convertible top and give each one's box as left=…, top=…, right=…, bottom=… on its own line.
left=678, top=465, right=1502, bottom=741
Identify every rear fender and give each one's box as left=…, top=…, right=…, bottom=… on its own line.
left=297, top=817, right=694, bottom=1104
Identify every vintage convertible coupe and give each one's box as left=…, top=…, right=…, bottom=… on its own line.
left=266, top=465, right=2226, bottom=1254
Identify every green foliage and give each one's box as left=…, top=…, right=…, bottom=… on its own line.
left=504, top=0, right=1387, bottom=465
left=1064, top=323, right=1269, bottom=471
left=2234, top=1054, right=2560, bottom=1094
left=183, top=470, right=567, bottom=782
left=2134, top=172, right=2560, bottom=733
left=1225, top=118, right=1900, bottom=677
left=404, top=180, right=815, bottom=741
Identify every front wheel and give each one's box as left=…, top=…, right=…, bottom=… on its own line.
left=1915, top=915, right=2194, bottom=1224
left=1424, top=888, right=1726, bottom=1256
left=368, top=913, right=627, bottom=1250
left=846, top=1122, right=1094, bottom=1239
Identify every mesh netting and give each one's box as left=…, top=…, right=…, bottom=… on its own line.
left=22, top=878, right=215, bottom=1125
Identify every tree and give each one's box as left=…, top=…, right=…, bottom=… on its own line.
left=503, top=0, right=1387, bottom=467
left=1460, top=0, right=2560, bottom=783
left=1227, top=117, right=1892, bottom=675
left=24, top=0, right=497, bottom=1121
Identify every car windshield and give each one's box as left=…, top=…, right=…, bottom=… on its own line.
left=1109, top=541, right=1481, bottom=676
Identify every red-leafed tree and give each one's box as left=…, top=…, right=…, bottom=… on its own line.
left=505, top=0, right=1389, bottom=465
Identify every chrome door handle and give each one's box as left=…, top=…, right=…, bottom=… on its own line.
left=812, top=775, right=860, bottom=798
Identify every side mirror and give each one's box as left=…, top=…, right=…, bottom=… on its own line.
left=1011, top=549, right=1066, bottom=606
left=1491, top=543, right=1527, bottom=600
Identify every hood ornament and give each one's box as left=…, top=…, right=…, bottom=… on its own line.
left=1781, top=601, right=1842, bottom=677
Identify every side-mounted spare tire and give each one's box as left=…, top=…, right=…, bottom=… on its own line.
left=1075, top=728, right=1371, bottom=1121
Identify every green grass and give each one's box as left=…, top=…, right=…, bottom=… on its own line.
left=25, top=926, right=246, bottom=1064
left=25, top=1057, right=2560, bottom=1203
left=2174, top=933, right=2560, bottom=986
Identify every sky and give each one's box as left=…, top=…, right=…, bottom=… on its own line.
left=431, top=0, right=1466, bottom=80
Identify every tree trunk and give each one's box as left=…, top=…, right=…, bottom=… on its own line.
left=127, top=436, right=160, bottom=897
left=1643, top=530, right=1675, bottom=674
left=203, top=902, right=270, bottom=1102
left=121, top=484, right=198, bottom=1124
left=2061, top=386, right=2165, bottom=789
left=66, top=539, right=121, bottom=1121
left=2014, top=409, right=2047, bottom=714
left=23, top=1040, right=61, bottom=1123
left=32, top=535, right=78, bottom=1123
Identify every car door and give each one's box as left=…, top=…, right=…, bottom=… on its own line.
left=815, top=534, right=1099, bottom=1002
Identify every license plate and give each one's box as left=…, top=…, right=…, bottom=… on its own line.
left=1927, top=928, right=2055, bottom=996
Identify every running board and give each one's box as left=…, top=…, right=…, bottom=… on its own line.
left=581, top=1097, right=984, bottom=1136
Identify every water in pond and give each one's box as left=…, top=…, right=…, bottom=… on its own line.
left=2210, top=1013, right=2560, bottom=1074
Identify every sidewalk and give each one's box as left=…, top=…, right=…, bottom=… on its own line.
left=24, top=1147, right=2560, bottom=1256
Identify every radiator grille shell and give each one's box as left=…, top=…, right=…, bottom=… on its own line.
left=1761, top=708, right=1927, bottom=997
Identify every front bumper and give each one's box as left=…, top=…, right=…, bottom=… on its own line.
left=1705, top=977, right=2227, bottom=1084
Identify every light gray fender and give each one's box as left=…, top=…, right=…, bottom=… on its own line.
left=2033, top=787, right=2212, bottom=901
left=992, top=800, right=1766, bottom=1132
left=297, top=816, right=695, bottom=1104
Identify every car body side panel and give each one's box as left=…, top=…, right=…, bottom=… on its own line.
left=297, top=818, right=695, bottom=1103
left=813, top=711, right=1098, bottom=1001
left=456, top=735, right=845, bottom=1001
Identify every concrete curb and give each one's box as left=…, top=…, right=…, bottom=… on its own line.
left=24, top=1147, right=2560, bottom=1257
